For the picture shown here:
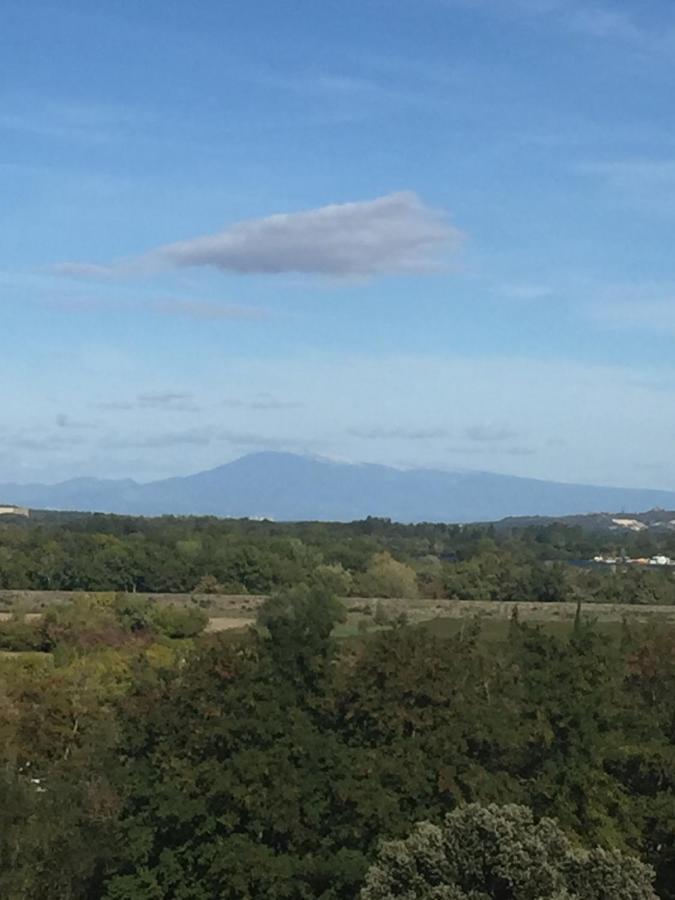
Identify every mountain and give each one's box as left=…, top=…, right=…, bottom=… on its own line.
left=3, top=452, right=675, bottom=523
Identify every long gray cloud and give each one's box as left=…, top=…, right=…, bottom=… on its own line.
left=55, top=413, right=98, bottom=430
left=96, top=392, right=199, bottom=412
left=349, top=426, right=447, bottom=440
left=465, top=424, right=518, bottom=442
left=223, top=393, right=304, bottom=411
left=0, top=432, right=86, bottom=452
left=107, top=427, right=313, bottom=452
left=55, top=192, right=461, bottom=280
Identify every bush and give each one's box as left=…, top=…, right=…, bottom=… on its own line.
left=359, top=552, right=419, bottom=599
left=112, top=594, right=153, bottom=632
left=193, top=574, right=225, bottom=594
left=149, top=605, right=209, bottom=639
left=373, top=600, right=390, bottom=626
left=0, top=615, right=44, bottom=652
left=311, top=563, right=354, bottom=597
left=40, top=597, right=128, bottom=652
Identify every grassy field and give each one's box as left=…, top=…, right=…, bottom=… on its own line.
left=1, top=591, right=674, bottom=643
left=0, top=590, right=262, bottom=616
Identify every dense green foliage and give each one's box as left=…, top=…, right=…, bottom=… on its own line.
left=0, top=586, right=672, bottom=898
left=361, top=803, right=657, bottom=899
left=0, top=593, right=208, bottom=653
left=1, top=512, right=675, bottom=603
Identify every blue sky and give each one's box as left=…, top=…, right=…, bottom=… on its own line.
left=2, top=0, right=675, bottom=487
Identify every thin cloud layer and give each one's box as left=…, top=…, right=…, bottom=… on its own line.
left=223, top=393, right=304, bottom=411
left=445, top=0, right=671, bottom=51
left=55, top=192, right=462, bottom=280
left=55, top=413, right=98, bottom=430
left=96, top=392, right=199, bottom=412
left=108, top=427, right=311, bottom=452
left=465, top=424, right=518, bottom=443
left=349, top=426, right=447, bottom=440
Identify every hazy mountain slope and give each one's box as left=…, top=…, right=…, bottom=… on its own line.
left=0, top=477, right=139, bottom=513
left=3, top=452, right=675, bottom=522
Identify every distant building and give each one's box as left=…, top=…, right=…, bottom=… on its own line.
left=611, top=518, right=648, bottom=532
left=0, top=505, right=29, bottom=517
left=589, top=551, right=674, bottom=568
left=649, top=555, right=672, bottom=566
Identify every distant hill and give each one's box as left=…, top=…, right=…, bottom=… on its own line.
left=4, top=452, right=675, bottom=523
left=495, top=508, right=675, bottom=533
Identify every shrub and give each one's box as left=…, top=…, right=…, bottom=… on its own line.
left=150, top=605, right=209, bottom=639
left=193, top=574, right=225, bottom=594
left=0, top=615, right=44, bottom=652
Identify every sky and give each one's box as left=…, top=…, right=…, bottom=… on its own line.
left=2, top=0, right=675, bottom=488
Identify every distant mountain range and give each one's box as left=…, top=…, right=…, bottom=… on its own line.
left=3, top=452, right=675, bottom=523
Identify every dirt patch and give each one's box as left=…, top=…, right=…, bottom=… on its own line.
left=206, top=617, right=255, bottom=632
left=0, top=612, right=42, bottom=622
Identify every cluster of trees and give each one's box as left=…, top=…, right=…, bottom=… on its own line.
left=0, top=587, right=672, bottom=897
left=1, top=512, right=675, bottom=604
left=0, top=593, right=208, bottom=653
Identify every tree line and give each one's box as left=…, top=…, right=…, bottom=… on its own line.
left=1, top=512, right=675, bottom=604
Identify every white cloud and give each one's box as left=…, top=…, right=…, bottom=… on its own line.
left=55, top=192, right=462, bottom=280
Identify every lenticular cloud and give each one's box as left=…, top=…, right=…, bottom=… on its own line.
left=55, top=192, right=462, bottom=280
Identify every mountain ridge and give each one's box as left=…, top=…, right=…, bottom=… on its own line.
left=3, top=451, right=675, bottom=523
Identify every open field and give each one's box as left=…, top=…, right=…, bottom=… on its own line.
left=0, top=590, right=263, bottom=616
left=343, top=596, right=675, bottom=624
left=1, top=591, right=674, bottom=638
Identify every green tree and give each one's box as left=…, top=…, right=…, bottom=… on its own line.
left=360, top=803, right=657, bottom=900
left=311, top=562, right=354, bottom=597
left=256, top=585, right=346, bottom=691
left=359, top=552, right=419, bottom=599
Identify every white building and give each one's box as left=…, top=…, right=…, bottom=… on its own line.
left=0, top=505, right=29, bottom=517
left=611, top=518, right=648, bottom=532
left=649, top=555, right=672, bottom=566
